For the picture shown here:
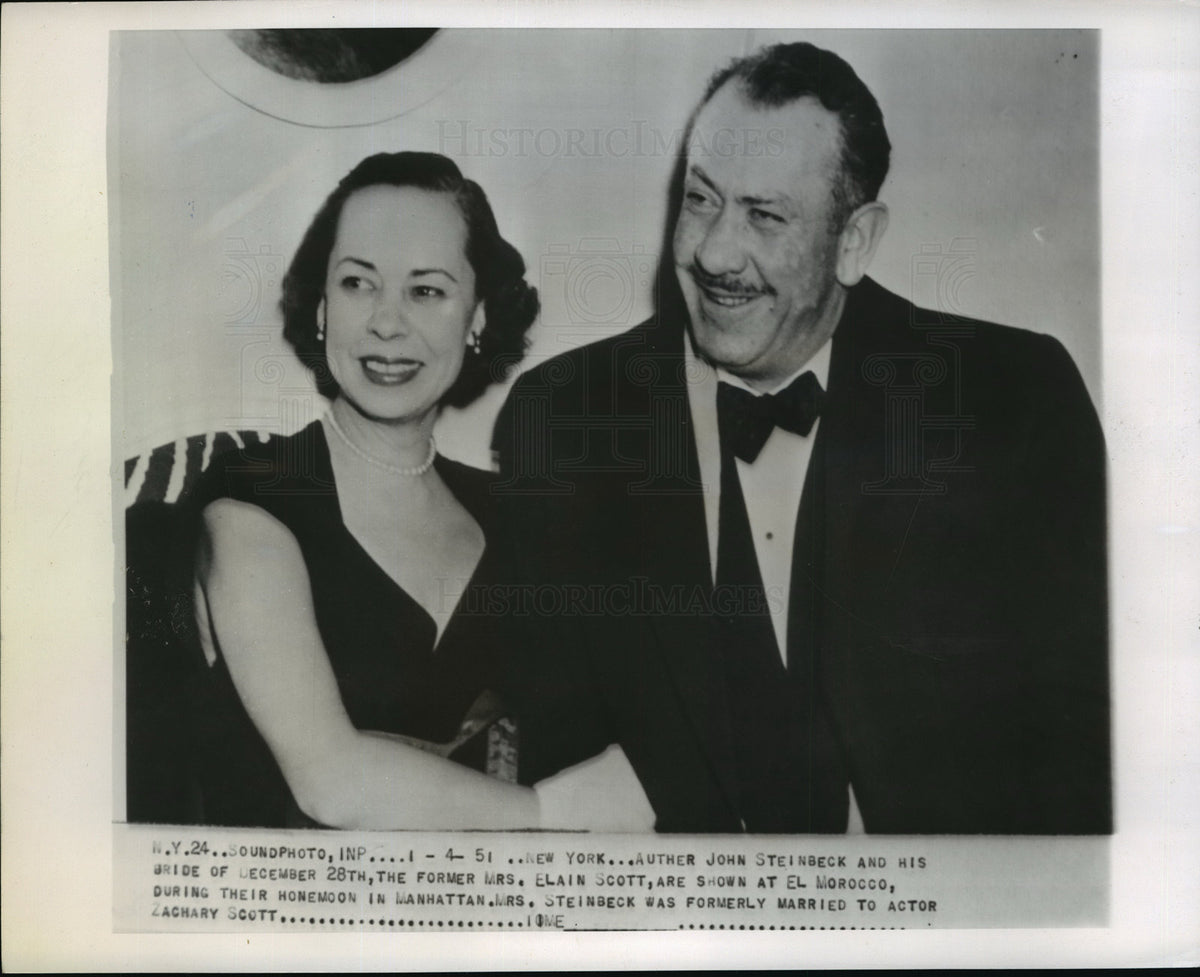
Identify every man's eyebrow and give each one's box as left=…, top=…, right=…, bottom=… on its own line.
left=687, top=164, right=720, bottom=196
left=688, top=164, right=788, bottom=210
left=739, top=193, right=785, bottom=209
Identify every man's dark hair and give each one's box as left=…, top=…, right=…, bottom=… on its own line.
left=280, top=151, right=539, bottom=408
left=702, top=42, right=891, bottom=224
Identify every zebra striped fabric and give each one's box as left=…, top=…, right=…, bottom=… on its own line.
left=123, top=430, right=275, bottom=508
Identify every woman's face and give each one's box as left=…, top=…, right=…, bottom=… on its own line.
left=321, top=184, right=481, bottom=424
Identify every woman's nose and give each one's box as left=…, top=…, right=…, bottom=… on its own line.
left=368, top=294, right=409, bottom=340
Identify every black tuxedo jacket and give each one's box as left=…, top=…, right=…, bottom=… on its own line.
left=493, top=276, right=1111, bottom=834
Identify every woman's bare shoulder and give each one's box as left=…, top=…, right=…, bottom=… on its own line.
left=197, top=497, right=303, bottom=570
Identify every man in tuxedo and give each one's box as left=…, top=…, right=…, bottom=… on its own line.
left=494, top=41, right=1110, bottom=834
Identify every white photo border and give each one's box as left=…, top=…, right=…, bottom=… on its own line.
left=2, top=0, right=1198, bottom=970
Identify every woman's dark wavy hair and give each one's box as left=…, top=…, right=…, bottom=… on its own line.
left=280, top=151, right=539, bottom=408
left=702, top=41, right=891, bottom=228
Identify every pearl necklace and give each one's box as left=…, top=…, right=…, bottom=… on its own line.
left=324, top=412, right=437, bottom=477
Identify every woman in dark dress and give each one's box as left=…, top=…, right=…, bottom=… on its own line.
left=190, top=152, right=652, bottom=830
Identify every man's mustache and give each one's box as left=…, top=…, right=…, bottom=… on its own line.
left=685, top=265, right=774, bottom=299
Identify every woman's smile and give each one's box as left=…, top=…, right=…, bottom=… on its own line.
left=359, top=355, right=423, bottom=385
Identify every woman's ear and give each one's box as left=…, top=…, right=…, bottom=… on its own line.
left=835, top=201, right=889, bottom=288
left=316, top=296, right=327, bottom=341
left=468, top=302, right=486, bottom=346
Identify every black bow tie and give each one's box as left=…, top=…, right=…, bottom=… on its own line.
left=716, top=372, right=825, bottom=463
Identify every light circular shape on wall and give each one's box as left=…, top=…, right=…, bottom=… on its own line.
left=177, top=28, right=481, bottom=129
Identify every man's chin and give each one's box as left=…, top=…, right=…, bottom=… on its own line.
left=688, top=326, right=761, bottom=376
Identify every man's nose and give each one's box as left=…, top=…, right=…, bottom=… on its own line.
left=694, top=207, right=747, bottom=278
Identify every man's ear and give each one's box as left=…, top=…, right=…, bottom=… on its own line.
left=835, top=201, right=889, bottom=287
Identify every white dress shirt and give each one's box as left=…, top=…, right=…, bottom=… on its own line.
left=683, top=332, right=832, bottom=660
left=683, top=332, right=865, bottom=834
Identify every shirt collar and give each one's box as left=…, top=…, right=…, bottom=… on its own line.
left=683, top=330, right=833, bottom=397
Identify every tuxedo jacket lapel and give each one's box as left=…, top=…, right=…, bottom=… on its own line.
left=801, top=280, right=949, bottom=813
left=816, top=280, right=932, bottom=634
left=629, top=319, right=741, bottom=819
left=782, top=287, right=887, bottom=825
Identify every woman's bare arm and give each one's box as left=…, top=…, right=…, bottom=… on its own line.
left=195, top=497, right=543, bottom=831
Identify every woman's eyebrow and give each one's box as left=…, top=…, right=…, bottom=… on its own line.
left=334, top=257, right=459, bottom=283
left=334, top=256, right=377, bottom=272
left=412, top=268, right=458, bottom=283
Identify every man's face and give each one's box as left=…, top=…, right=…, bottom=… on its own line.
left=673, top=84, right=849, bottom=388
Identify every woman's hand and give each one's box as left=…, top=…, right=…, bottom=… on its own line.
left=535, top=744, right=657, bottom=832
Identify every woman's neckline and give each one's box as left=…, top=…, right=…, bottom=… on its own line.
left=313, top=419, right=487, bottom=651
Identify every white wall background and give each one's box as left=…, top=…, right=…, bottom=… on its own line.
left=113, top=28, right=1099, bottom=469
